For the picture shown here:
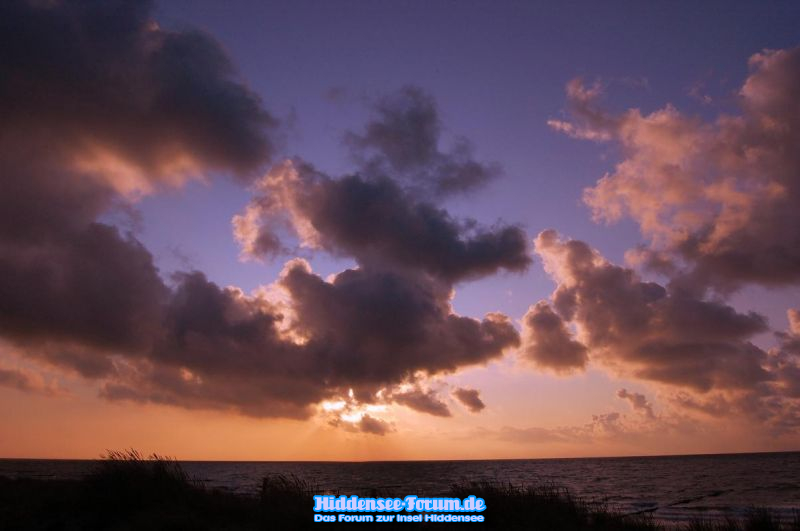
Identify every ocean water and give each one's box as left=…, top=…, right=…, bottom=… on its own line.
left=1, top=452, right=799, bottom=524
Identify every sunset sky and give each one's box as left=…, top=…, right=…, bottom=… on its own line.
left=2, top=0, right=800, bottom=460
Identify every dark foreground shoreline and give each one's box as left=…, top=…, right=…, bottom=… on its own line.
left=0, top=452, right=797, bottom=531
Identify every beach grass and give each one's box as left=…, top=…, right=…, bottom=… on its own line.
left=0, top=451, right=797, bottom=530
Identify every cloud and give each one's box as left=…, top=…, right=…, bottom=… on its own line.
left=279, top=263, right=519, bottom=391
left=391, top=387, right=451, bottom=417
left=1, top=0, right=276, bottom=192
left=528, top=230, right=800, bottom=432
left=550, top=46, right=800, bottom=291
left=357, top=414, right=393, bottom=436
left=233, top=160, right=530, bottom=282
left=495, top=411, right=630, bottom=446
left=670, top=392, right=731, bottom=418
left=452, top=388, right=486, bottom=413
left=0, top=366, right=59, bottom=395
left=93, top=260, right=519, bottom=418
left=0, top=224, right=167, bottom=371
left=657, top=308, right=800, bottom=434
left=0, top=0, right=277, bottom=374
left=345, top=86, right=501, bottom=197
left=532, top=230, right=771, bottom=392
left=228, top=86, right=528, bottom=420
left=770, top=309, right=800, bottom=400
left=325, top=406, right=395, bottom=436
left=227, top=87, right=529, bottom=421
left=521, top=301, right=588, bottom=373
left=0, top=1, right=521, bottom=421
left=616, top=389, right=655, bottom=419
left=547, top=79, right=615, bottom=141
left=789, top=309, right=800, bottom=336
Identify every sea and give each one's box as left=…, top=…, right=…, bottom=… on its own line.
left=1, top=452, right=799, bottom=524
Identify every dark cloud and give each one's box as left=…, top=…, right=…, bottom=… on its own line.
left=357, top=414, right=393, bottom=436
left=234, top=161, right=530, bottom=282
left=551, top=46, right=800, bottom=291
left=0, top=224, right=167, bottom=367
left=346, top=86, right=500, bottom=197
left=529, top=230, right=800, bottom=432
left=0, top=0, right=276, bottom=374
left=326, top=413, right=393, bottom=436
left=88, top=268, right=321, bottom=419
left=616, top=389, right=655, bottom=419
left=647, top=309, right=800, bottom=435
left=391, top=387, right=451, bottom=417
left=0, top=0, right=275, bottom=183
left=452, top=388, right=485, bottom=413
left=533, top=230, right=771, bottom=392
left=0, top=1, right=521, bottom=426
left=227, top=85, right=526, bottom=423
left=671, top=392, right=732, bottom=418
left=0, top=366, right=57, bottom=395
left=94, top=261, right=518, bottom=418
left=521, top=301, right=588, bottom=372
left=280, top=263, right=520, bottom=389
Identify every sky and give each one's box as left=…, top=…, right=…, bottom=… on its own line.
left=1, top=0, right=800, bottom=460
